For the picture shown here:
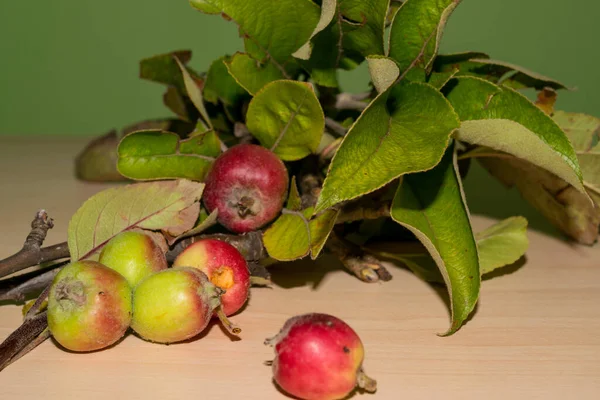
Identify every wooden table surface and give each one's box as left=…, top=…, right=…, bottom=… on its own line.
left=0, top=136, right=599, bottom=399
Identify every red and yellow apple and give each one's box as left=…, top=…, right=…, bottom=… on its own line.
left=47, top=260, right=132, bottom=352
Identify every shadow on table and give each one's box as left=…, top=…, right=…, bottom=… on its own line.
left=269, top=254, right=344, bottom=291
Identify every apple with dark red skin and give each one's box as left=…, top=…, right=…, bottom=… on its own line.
left=172, top=238, right=250, bottom=316
left=203, top=143, right=289, bottom=233
left=265, top=313, right=377, bottom=400
left=47, top=260, right=132, bottom=352
left=99, top=231, right=168, bottom=287
left=131, top=267, right=241, bottom=343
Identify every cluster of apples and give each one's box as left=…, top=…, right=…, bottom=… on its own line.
left=46, top=144, right=376, bottom=400
left=47, top=232, right=249, bottom=349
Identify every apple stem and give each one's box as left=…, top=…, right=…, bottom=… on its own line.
left=214, top=306, right=242, bottom=337
left=356, top=368, right=377, bottom=393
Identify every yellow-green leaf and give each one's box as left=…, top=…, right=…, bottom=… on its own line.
left=263, top=209, right=313, bottom=261
left=224, top=53, right=286, bottom=95
left=246, top=80, right=325, bottom=161
left=476, top=217, right=529, bottom=275
left=309, top=209, right=340, bottom=259
left=68, top=180, right=204, bottom=261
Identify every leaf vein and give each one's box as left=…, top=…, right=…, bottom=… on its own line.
left=271, top=89, right=310, bottom=152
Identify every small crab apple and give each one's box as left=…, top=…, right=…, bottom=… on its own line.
left=98, top=231, right=168, bottom=287
left=203, top=143, right=289, bottom=233
left=131, top=267, right=241, bottom=343
left=47, top=260, right=132, bottom=352
left=172, top=238, right=250, bottom=316
left=265, top=313, right=377, bottom=400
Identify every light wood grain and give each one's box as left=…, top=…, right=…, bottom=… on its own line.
left=0, top=136, right=599, bottom=399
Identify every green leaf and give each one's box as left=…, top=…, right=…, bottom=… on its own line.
left=175, top=56, right=213, bottom=130
left=366, top=55, right=399, bottom=93
left=203, top=56, right=248, bottom=106
left=139, top=50, right=193, bottom=93
left=286, top=176, right=303, bottom=211
left=309, top=208, right=340, bottom=259
left=224, top=53, right=286, bottom=95
left=68, top=180, right=204, bottom=261
left=246, top=80, right=325, bottom=161
left=391, top=144, right=480, bottom=336
left=553, top=111, right=600, bottom=206
left=427, top=69, right=458, bottom=90
left=163, top=86, right=195, bottom=121
left=388, top=0, right=461, bottom=76
left=445, top=76, right=586, bottom=195
left=264, top=177, right=340, bottom=261
left=316, top=81, right=460, bottom=213
left=369, top=216, right=528, bottom=280
left=298, top=0, right=389, bottom=86
left=263, top=209, right=313, bottom=261
left=476, top=217, right=529, bottom=275
left=117, top=130, right=221, bottom=181
left=434, top=53, right=568, bottom=90
left=263, top=207, right=341, bottom=261
left=190, top=0, right=320, bottom=65
left=433, top=51, right=490, bottom=66
left=341, top=0, right=389, bottom=61
left=293, top=0, right=337, bottom=60
left=299, top=20, right=343, bottom=87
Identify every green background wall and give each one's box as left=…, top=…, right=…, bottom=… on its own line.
left=1, top=0, right=597, bottom=136
left=1, top=1, right=598, bottom=236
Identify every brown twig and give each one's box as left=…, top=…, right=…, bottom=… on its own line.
left=0, top=266, right=61, bottom=303
left=1, top=329, right=50, bottom=372
left=335, top=93, right=368, bottom=111
left=166, top=231, right=266, bottom=263
left=24, top=283, right=51, bottom=321
left=0, top=311, right=48, bottom=372
left=336, top=201, right=391, bottom=224
left=324, top=117, right=348, bottom=136
left=326, top=232, right=392, bottom=283
left=0, top=211, right=62, bottom=279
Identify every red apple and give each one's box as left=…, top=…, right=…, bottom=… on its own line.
left=47, top=260, right=132, bottom=352
left=131, top=267, right=240, bottom=343
left=172, top=238, right=250, bottom=316
left=98, top=231, right=168, bottom=287
left=203, top=143, right=289, bottom=233
left=265, top=313, right=377, bottom=400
